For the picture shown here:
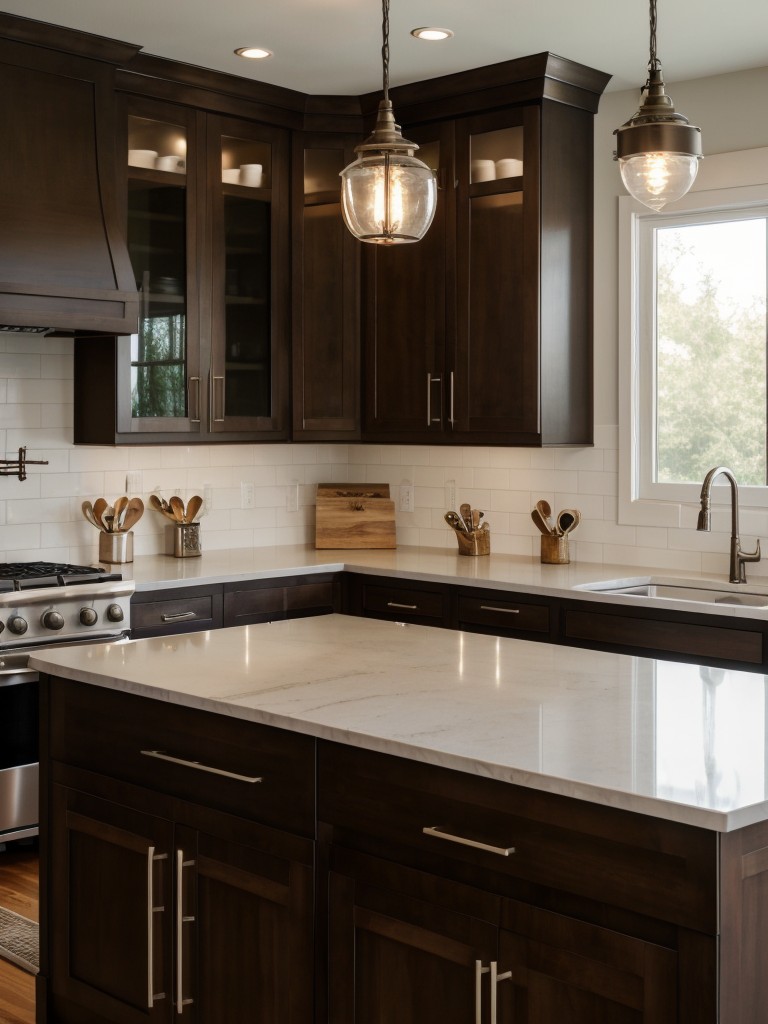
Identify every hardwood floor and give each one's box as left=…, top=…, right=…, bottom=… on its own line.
left=0, top=842, right=38, bottom=1024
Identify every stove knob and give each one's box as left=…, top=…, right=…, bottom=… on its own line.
left=106, top=603, right=125, bottom=623
left=8, top=615, right=28, bottom=635
left=79, top=607, right=99, bottom=626
left=42, top=610, right=65, bottom=631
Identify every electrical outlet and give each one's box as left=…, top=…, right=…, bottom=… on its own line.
left=125, top=471, right=142, bottom=493
left=399, top=481, right=414, bottom=513
left=445, top=478, right=456, bottom=512
left=286, top=481, right=299, bottom=513
left=240, top=481, right=255, bottom=509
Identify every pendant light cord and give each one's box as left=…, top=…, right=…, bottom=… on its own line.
left=381, top=0, right=390, bottom=101
left=648, top=0, right=660, bottom=72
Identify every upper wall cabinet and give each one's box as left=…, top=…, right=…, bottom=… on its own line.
left=74, top=95, right=290, bottom=444
left=0, top=16, right=140, bottom=333
left=292, top=133, right=361, bottom=441
left=362, top=55, right=609, bottom=446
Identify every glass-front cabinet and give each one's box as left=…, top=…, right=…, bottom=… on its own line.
left=74, top=97, right=289, bottom=444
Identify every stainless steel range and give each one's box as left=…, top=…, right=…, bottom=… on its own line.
left=0, top=561, right=134, bottom=843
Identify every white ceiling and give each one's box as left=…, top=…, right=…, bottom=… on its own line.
left=4, top=0, right=767, bottom=96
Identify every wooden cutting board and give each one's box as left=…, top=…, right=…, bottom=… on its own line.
left=315, top=483, right=396, bottom=549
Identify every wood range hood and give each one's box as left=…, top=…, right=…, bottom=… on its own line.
left=0, top=14, right=140, bottom=334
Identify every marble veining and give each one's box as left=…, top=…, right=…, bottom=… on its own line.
left=31, top=614, right=768, bottom=832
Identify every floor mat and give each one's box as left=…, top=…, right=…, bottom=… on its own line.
left=0, top=906, right=38, bottom=975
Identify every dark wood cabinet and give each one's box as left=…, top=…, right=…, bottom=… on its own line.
left=292, top=134, right=361, bottom=440
left=320, top=742, right=691, bottom=1024
left=361, top=56, right=609, bottom=446
left=0, top=15, right=140, bottom=334
left=74, top=96, right=290, bottom=445
left=45, top=681, right=315, bottom=1024
left=223, top=572, right=339, bottom=626
left=131, top=583, right=224, bottom=638
left=131, top=573, right=340, bottom=637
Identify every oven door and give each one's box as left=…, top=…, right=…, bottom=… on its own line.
left=0, top=665, right=38, bottom=841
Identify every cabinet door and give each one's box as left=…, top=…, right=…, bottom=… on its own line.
left=122, top=98, right=203, bottom=437
left=207, top=115, right=290, bottom=438
left=181, top=825, right=313, bottom=1024
left=362, top=123, right=453, bottom=442
left=328, top=855, right=498, bottom=1024
left=49, top=785, right=174, bottom=1024
left=497, top=902, right=678, bottom=1024
left=452, top=109, right=540, bottom=443
left=292, top=134, right=361, bottom=440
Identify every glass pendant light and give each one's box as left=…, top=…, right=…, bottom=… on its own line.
left=613, top=0, right=702, bottom=211
left=340, top=0, right=437, bottom=244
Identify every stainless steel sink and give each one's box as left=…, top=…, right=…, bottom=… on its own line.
left=574, top=577, right=768, bottom=609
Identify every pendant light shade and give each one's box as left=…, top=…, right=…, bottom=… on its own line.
left=613, top=0, right=702, bottom=211
left=340, top=0, right=437, bottom=244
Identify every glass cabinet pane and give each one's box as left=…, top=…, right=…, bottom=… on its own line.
left=470, top=126, right=524, bottom=183
left=223, top=194, right=271, bottom=418
left=221, top=136, right=271, bottom=187
left=128, top=115, right=187, bottom=174
left=126, top=113, right=189, bottom=422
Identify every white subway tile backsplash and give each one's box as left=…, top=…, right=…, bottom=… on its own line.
left=0, top=332, right=754, bottom=572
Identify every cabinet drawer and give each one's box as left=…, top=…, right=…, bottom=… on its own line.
left=224, top=575, right=338, bottom=626
left=361, top=582, right=447, bottom=624
left=564, top=607, right=763, bottom=665
left=50, top=679, right=315, bottom=836
left=458, top=593, right=549, bottom=634
left=319, top=742, right=717, bottom=933
left=132, top=585, right=223, bottom=637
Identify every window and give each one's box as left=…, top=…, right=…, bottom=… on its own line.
left=619, top=152, right=768, bottom=526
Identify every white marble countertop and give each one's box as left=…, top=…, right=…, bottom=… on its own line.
left=31, top=614, right=768, bottom=833
left=118, top=543, right=768, bottom=620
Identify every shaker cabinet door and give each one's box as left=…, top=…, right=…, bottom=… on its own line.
left=49, top=785, right=175, bottom=1024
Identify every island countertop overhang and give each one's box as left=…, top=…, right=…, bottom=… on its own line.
left=31, top=613, right=768, bottom=834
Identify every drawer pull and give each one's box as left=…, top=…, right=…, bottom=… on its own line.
left=475, top=961, right=489, bottom=1024
left=141, top=749, right=263, bottom=784
left=161, top=611, right=198, bottom=622
left=387, top=601, right=418, bottom=610
left=490, top=962, right=512, bottom=1024
left=479, top=605, right=520, bottom=614
left=423, top=825, right=515, bottom=857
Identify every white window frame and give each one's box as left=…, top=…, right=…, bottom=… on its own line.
left=618, top=148, right=768, bottom=528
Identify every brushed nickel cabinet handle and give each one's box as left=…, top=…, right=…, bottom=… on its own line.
left=449, top=370, right=455, bottom=428
left=141, top=749, right=263, bottom=784
left=490, top=962, right=512, bottom=1024
left=147, top=845, right=155, bottom=1008
left=386, top=601, right=418, bottom=610
left=187, top=376, right=201, bottom=424
left=475, top=961, right=489, bottom=1024
left=176, top=849, right=195, bottom=1014
left=147, top=847, right=167, bottom=1007
left=161, top=611, right=198, bottom=622
left=423, top=825, right=515, bottom=857
left=426, top=373, right=432, bottom=428
left=479, top=605, right=520, bottom=615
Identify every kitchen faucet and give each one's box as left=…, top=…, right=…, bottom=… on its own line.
left=696, top=466, right=761, bottom=584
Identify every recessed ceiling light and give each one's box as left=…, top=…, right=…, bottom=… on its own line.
left=234, top=46, right=273, bottom=60
left=410, top=27, right=454, bottom=41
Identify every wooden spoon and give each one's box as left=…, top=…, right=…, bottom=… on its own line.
left=185, top=495, right=203, bottom=522
left=531, top=508, right=553, bottom=536
left=93, top=497, right=109, bottom=530
left=149, top=493, right=178, bottom=522
left=121, top=497, right=144, bottom=532
left=81, top=501, right=103, bottom=531
left=535, top=499, right=554, bottom=533
left=112, top=495, right=129, bottom=530
left=169, top=495, right=186, bottom=523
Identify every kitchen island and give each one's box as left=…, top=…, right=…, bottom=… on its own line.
left=32, top=615, right=768, bottom=1023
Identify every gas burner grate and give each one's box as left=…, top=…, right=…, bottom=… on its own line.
left=0, top=562, right=121, bottom=592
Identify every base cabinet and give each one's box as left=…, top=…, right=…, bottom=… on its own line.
left=48, top=781, right=313, bottom=1024
left=327, top=848, right=678, bottom=1024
